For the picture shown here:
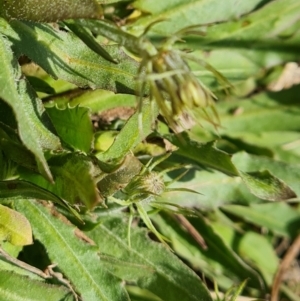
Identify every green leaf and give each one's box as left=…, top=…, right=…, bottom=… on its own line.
left=232, top=152, right=300, bottom=196
left=0, top=34, right=61, bottom=182
left=0, top=180, right=81, bottom=221
left=63, top=19, right=117, bottom=63
left=25, top=76, right=56, bottom=94
left=185, top=0, right=300, bottom=50
left=154, top=212, right=263, bottom=290
left=0, top=269, right=73, bottom=301
left=69, top=89, right=136, bottom=113
left=2, top=20, right=139, bottom=93
left=0, top=0, right=102, bottom=22
left=213, top=87, right=300, bottom=135
left=0, top=204, right=32, bottom=246
left=132, top=0, right=264, bottom=35
left=46, top=106, right=94, bottom=153
left=163, top=167, right=258, bottom=209
left=164, top=133, right=239, bottom=176
left=97, top=101, right=158, bottom=162
left=237, top=232, right=279, bottom=286
left=0, top=151, right=17, bottom=180
left=222, top=202, right=300, bottom=238
left=239, top=170, right=297, bottom=201
left=88, top=216, right=213, bottom=301
left=0, top=131, right=38, bottom=173
left=15, top=200, right=129, bottom=301
left=21, top=153, right=102, bottom=210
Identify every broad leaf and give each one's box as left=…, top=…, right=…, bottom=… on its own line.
left=0, top=269, right=73, bottom=301
left=0, top=0, right=102, bottom=21
left=239, top=170, right=296, bottom=201
left=132, top=0, right=264, bottom=35
left=184, top=0, right=300, bottom=50
left=88, top=216, right=213, bottom=301
left=97, top=101, right=158, bottom=162
left=237, top=231, right=279, bottom=286
left=21, top=153, right=102, bottom=209
left=15, top=200, right=130, bottom=301
left=2, top=19, right=139, bottom=93
left=162, top=166, right=257, bottom=209
left=0, top=34, right=61, bottom=181
left=232, top=152, right=300, bottom=196
left=222, top=202, right=300, bottom=238
left=46, top=106, right=94, bottom=153
left=0, top=204, right=32, bottom=246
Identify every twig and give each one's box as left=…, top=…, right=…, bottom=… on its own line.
left=0, top=246, right=49, bottom=278
left=175, top=214, right=207, bottom=250
left=0, top=246, right=79, bottom=301
left=271, top=234, right=300, bottom=301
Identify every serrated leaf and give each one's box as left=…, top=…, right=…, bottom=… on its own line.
left=239, top=170, right=296, bottom=201
left=15, top=200, right=129, bottom=301
left=2, top=19, right=139, bottom=93
left=21, top=153, right=102, bottom=209
left=0, top=34, right=61, bottom=182
left=0, top=269, right=73, bottom=301
left=0, top=204, right=32, bottom=246
left=0, top=180, right=81, bottom=221
left=46, top=106, right=94, bottom=153
left=88, top=216, right=213, bottom=301
left=164, top=133, right=239, bottom=176
left=0, top=0, right=102, bottom=22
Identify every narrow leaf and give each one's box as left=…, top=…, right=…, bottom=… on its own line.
left=15, top=200, right=129, bottom=301
left=152, top=212, right=263, bottom=290
left=0, top=269, right=73, bottom=301
left=164, top=133, right=239, bottom=176
left=0, top=180, right=81, bottom=221
left=64, top=19, right=117, bottom=63
left=239, top=170, right=297, bottom=201
left=0, top=204, right=32, bottom=246
left=0, top=34, right=61, bottom=181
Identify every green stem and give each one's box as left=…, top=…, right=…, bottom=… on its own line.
left=78, top=19, right=157, bottom=56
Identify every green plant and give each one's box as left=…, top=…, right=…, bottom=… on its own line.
left=0, top=0, right=299, bottom=300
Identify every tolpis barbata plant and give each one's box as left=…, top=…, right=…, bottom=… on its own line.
left=0, top=0, right=299, bottom=300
